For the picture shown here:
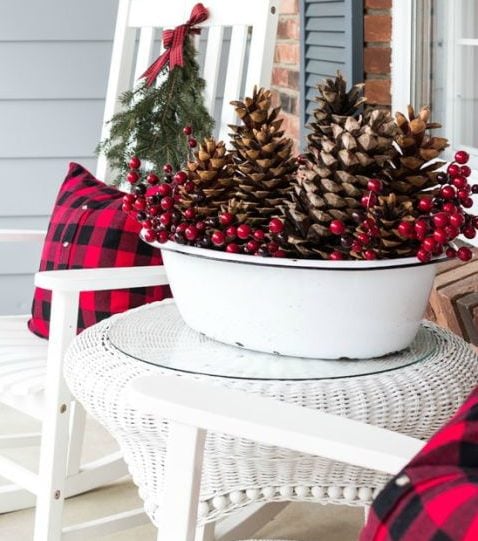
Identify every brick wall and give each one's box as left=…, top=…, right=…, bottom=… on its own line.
left=364, top=0, right=392, bottom=107
left=271, top=0, right=301, bottom=148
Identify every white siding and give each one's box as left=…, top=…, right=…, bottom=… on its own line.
left=0, top=0, right=118, bottom=315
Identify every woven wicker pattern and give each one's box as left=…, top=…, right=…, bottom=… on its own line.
left=64, top=301, right=478, bottom=526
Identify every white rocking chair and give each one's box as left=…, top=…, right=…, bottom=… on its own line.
left=0, top=0, right=278, bottom=539
left=128, top=375, right=425, bottom=541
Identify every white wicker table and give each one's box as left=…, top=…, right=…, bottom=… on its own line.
left=64, top=299, right=478, bottom=527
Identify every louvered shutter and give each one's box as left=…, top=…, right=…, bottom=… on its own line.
left=300, top=0, right=364, bottom=145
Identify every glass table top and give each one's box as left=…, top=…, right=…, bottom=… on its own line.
left=107, top=301, right=443, bottom=381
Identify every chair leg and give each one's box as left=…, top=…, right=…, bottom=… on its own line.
left=66, top=400, right=87, bottom=476
left=195, top=522, right=215, bottom=541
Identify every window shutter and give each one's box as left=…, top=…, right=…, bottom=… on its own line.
left=300, top=0, right=364, bottom=146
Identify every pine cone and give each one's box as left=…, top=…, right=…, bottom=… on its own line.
left=229, top=86, right=297, bottom=225
left=179, top=138, right=234, bottom=217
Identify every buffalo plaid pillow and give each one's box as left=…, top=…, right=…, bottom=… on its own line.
left=28, top=162, right=171, bottom=338
left=361, top=385, right=478, bottom=541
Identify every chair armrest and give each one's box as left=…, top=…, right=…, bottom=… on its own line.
left=0, top=229, right=47, bottom=242
left=35, top=265, right=169, bottom=292
left=128, top=375, right=424, bottom=475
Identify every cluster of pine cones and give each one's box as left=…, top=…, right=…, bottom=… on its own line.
left=122, top=74, right=478, bottom=262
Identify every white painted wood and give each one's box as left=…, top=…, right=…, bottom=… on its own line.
left=33, top=290, right=79, bottom=541
left=391, top=0, right=413, bottom=114
left=195, top=522, right=215, bottom=541
left=0, top=432, right=41, bottom=448
left=0, top=454, right=39, bottom=493
left=96, top=0, right=137, bottom=181
left=0, top=229, right=46, bottom=242
left=62, top=508, right=147, bottom=541
left=129, top=376, right=424, bottom=476
left=203, top=27, right=225, bottom=116
left=134, top=26, right=157, bottom=81
left=35, top=264, right=169, bottom=292
left=0, top=484, right=36, bottom=513
left=219, top=26, right=249, bottom=142
left=214, top=502, right=290, bottom=541
left=66, top=401, right=87, bottom=477
left=159, top=422, right=206, bottom=541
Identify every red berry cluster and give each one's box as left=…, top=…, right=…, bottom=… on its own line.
left=397, top=150, right=476, bottom=262
left=121, top=157, right=287, bottom=257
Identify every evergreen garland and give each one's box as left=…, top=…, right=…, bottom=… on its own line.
left=97, top=37, right=214, bottom=185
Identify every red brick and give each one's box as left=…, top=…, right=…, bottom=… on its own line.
left=365, top=79, right=391, bottom=106
left=272, top=67, right=289, bottom=86
left=288, top=69, right=299, bottom=91
left=280, top=0, right=299, bottom=15
left=364, top=15, right=392, bottom=42
left=274, top=43, right=300, bottom=65
left=280, top=113, right=300, bottom=151
left=277, top=17, right=300, bottom=40
left=365, top=0, right=392, bottom=8
left=364, top=47, right=391, bottom=74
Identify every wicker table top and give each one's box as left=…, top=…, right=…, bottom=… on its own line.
left=65, top=300, right=478, bottom=525
left=108, top=299, right=450, bottom=380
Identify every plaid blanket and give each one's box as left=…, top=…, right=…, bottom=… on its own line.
left=361, top=386, right=478, bottom=540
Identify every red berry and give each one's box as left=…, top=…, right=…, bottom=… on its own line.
left=269, top=218, right=285, bottom=234
left=157, top=183, right=172, bottom=197
left=184, top=207, right=196, bottom=220
left=134, top=198, right=146, bottom=210
left=445, top=225, right=459, bottom=240
left=157, top=230, right=168, bottom=243
left=329, top=251, right=344, bottom=261
left=415, top=219, right=429, bottom=236
left=219, top=212, right=234, bottom=226
left=446, top=247, right=457, bottom=258
left=357, top=232, right=371, bottom=245
left=463, top=197, right=474, bottom=208
left=418, top=197, right=433, bottom=212
left=183, top=125, right=193, bottom=136
left=123, top=193, right=135, bottom=204
left=129, top=156, right=141, bottom=169
left=225, top=226, right=237, bottom=239
left=472, top=184, right=478, bottom=194
left=185, top=225, right=198, bottom=241
left=447, top=163, right=460, bottom=177
left=176, top=223, right=187, bottom=234
left=458, top=189, right=470, bottom=201
left=188, top=138, right=198, bottom=148
left=274, top=249, right=286, bottom=258
left=196, top=221, right=206, bottom=231
left=464, top=226, right=476, bottom=239
left=329, top=219, right=346, bottom=235
left=449, top=213, right=464, bottom=227
left=297, top=154, right=307, bottom=165
left=397, top=221, right=414, bottom=238
left=211, top=230, right=226, bottom=246
left=433, top=212, right=449, bottom=228
left=441, top=185, right=456, bottom=200
left=457, top=247, right=473, bottom=261
left=160, top=196, right=174, bottom=210
left=159, top=212, right=173, bottom=226
left=452, top=175, right=468, bottom=189
left=144, top=229, right=156, bottom=242
left=351, top=240, right=363, bottom=252
left=267, top=241, right=279, bottom=253
left=417, top=249, right=431, bottom=263
left=163, top=163, right=173, bottom=174
left=455, top=150, right=470, bottom=164
left=422, top=237, right=436, bottom=252
left=433, top=228, right=448, bottom=245
left=173, top=171, right=188, bottom=185
left=253, top=229, right=266, bottom=241
left=367, top=178, right=383, bottom=193
left=364, top=249, right=377, bottom=260
left=146, top=173, right=159, bottom=185
left=237, top=224, right=252, bottom=239
left=127, top=171, right=140, bottom=184
left=122, top=203, right=132, bottom=212
left=226, top=243, right=240, bottom=253
left=461, top=165, right=472, bottom=177
left=246, top=240, right=259, bottom=253
left=473, top=216, right=478, bottom=229
left=361, top=193, right=377, bottom=208
left=443, top=202, right=458, bottom=214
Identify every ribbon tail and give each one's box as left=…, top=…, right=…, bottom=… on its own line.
left=140, top=50, right=170, bottom=86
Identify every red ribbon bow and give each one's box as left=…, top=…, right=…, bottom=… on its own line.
left=141, top=3, right=209, bottom=86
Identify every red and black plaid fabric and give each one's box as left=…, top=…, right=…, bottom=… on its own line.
left=361, top=386, right=478, bottom=541
left=28, top=162, right=171, bottom=338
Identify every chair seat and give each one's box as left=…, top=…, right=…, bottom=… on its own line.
left=0, top=315, right=47, bottom=418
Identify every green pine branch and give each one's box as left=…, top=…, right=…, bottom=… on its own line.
left=97, top=37, right=214, bottom=185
